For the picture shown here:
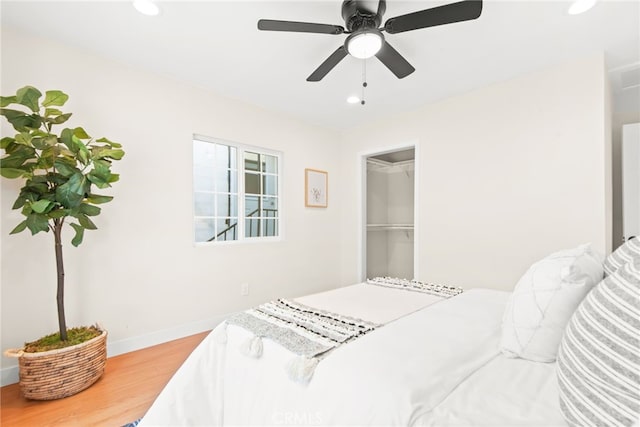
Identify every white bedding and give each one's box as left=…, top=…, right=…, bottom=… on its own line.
left=140, top=285, right=564, bottom=426
left=426, top=355, right=566, bottom=426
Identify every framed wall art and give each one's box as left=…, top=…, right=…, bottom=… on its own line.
left=305, top=168, right=328, bottom=208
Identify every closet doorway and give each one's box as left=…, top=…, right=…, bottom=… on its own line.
left=362, top=146, right=417, bottom=281
left=622, top=123, right=640, bottom=243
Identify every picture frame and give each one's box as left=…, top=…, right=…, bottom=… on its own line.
left=305, top=168, right=328, bottom=208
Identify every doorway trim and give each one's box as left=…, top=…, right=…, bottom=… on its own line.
left=357, top=140, right=420, bottom=282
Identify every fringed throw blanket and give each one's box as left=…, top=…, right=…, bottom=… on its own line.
left=224, top=278, right=463, bottom=384
left=367, top=276, right=464, bottom=298
left=226, top=299, right=379, bottom=383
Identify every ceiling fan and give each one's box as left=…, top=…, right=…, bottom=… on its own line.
left=257, top=0, right=483, bottom=82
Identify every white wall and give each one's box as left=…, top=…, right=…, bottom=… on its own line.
left=340, top=55, right=612, bottom=291
left=0, top=28, right=344, bottom=382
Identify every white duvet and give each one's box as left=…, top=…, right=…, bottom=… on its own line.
left=140, top=286, right=517, bottom=426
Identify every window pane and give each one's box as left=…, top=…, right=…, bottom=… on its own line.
left=215, top=144, right=236, bottom=170
left=216, top=194, right=237, bottom=217
left=262, top=196, right=277, bottom=216
left=245, top=172, right=260, bottom=194
left=263, top=154, right=277, bottom=174
left=194, top=138, right=280, bottom=244
left=245, top=218, right=260, bottom=238
left=216, top=218, right=238, bottom=241
left=264, top=219, right=278, bottom=237
left=193, top=140, right=215, bottom=167
left=245, top=152, right=260, bottom=171
left=194, top=192, right=215, bottom=216
left=215, top=169, right=237, bottom=193
left=194, top=166, right=215, bottom=192
left=263, top=175, right=277, bottom=196
left=245, top=195, right=260, bottom=216
left=194, top=218, right=216, bottom=243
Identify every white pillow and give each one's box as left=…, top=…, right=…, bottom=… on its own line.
left=500, top=243, right=603, bottom=362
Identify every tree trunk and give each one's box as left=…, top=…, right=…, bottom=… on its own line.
left=54, top=220, right=68, bottom=341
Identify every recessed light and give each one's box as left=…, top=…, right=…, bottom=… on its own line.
left=133, top=0, right=160, bottom=16
left=347, top=96, right=360, bottom=104
left=568, top=0, right=597, bottom=15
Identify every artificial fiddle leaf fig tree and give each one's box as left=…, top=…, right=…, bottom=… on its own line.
left=1, top=86, right=124, bottom=342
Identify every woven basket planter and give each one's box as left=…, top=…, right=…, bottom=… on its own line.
left=5, top=330, right=107, bottom=400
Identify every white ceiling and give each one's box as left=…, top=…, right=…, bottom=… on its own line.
left=2, top=0, right=639, bottom=131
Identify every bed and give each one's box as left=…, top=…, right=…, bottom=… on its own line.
left=140, top=240, right=640, bottom=426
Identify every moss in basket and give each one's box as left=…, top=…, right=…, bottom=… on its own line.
left=23, top=326, right=101, bottom=353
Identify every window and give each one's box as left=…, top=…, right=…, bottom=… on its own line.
left=193, top=136, right=281, bottom=243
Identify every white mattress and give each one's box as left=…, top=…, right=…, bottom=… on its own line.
left=140, top=284, right=565, bottom=426
left=294, top=282, right=442, bottom=324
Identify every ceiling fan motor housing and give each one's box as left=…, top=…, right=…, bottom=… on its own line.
left=342, top=0, right=386, bottom=32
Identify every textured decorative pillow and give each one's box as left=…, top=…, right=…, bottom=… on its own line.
left=557, top=258, right=640, bottom=427
left=501, top=244, right=604, bottom=362
left=604, top=237, right=640, bottom=276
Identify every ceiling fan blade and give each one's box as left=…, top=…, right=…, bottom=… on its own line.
left=375, top=41, right=415, bottom=79
left=384, top=0, right=482, bottom=34
left=258, top=19, right=344, bottom=35
left=307, top=46, right=348, bottom=82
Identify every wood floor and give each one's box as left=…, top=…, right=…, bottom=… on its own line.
left=1, top=331, right=209, bottom=426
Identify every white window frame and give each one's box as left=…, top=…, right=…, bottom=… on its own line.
left=193, top=134, right=283, bottom=245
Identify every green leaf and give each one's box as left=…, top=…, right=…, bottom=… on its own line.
left=14, top=133, right=33, bottom=147
left=0, top=168, right=25, bottom=178
left=31, top=138, right=46, bottom=150
left=78, top=146, right=89, bottom=164
left=25, top=213, right=50, bottom=235
left=42, top=90, right=69, bottom=107
left=70, top=223, right=84, bottom=247
left=12, top=196, right=26, bottom=210
left=86, top=194, right=113, bottom=204
left=54, top=159, right=80, bottom=177
left=1, top=144, right=37, bottom=168
left=60, top=128, right=76, bottom=153
left=43, top=135, right=58, bottom=147
left=37, top=147, right=56, bottom=169
left=0, top=96, right=17, bottom=107
left=44, top=108, right=63, bottom=117
left=9, top=220, right=27, bottom=235
left=0, top=109, right=41, bottom=131
left=16, top=86, right=42, bottom=113
left=1, top=137, right=16, bottom=149
left=55, top=172, right=88, bottom=208
left=96, top=137, right=122, bottom=148
left=48, top=209, right=68, bottom=219
left=47, top=113, right=72, bottom=125
left=30, top=199, right=52, bottom=214
left=74, top=127, right=90, bottom=139
left=79, top=203, right=101, bottom=216
left=78, top=214, right=97, bottom=230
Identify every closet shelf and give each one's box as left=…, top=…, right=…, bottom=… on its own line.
left=367, top=224, right=414, bottom=231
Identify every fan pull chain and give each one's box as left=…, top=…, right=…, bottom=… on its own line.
left=361, top=59, right=367, bottom=106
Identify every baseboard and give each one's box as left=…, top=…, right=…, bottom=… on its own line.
left=0, top=313, right=229, bottom=387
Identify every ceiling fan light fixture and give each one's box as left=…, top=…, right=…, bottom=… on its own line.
left=133, top=0, right=160, bottom=16
left=346, top=95, right=360, bottom=104
left=567, top=0, right=597, bottom=15
left=346, top=30, right=383, bottom=59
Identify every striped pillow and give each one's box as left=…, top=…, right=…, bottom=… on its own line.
left=604, top=237, right=640, bottom=276
left=557, top=258, right=640, bottom=426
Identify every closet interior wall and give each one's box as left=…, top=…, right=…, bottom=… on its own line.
left=366, top=157, right=415, bottom=280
